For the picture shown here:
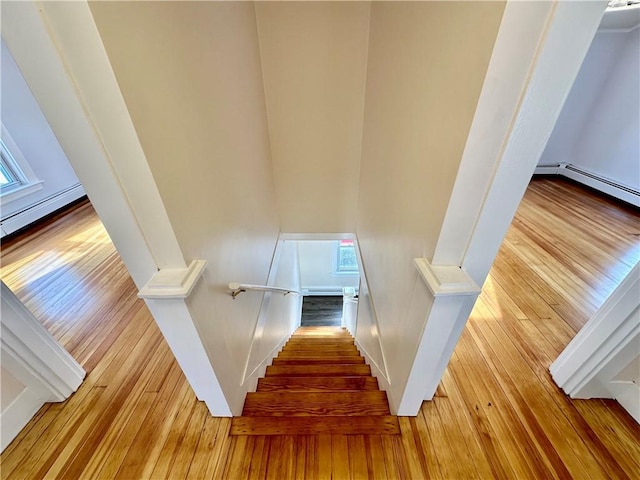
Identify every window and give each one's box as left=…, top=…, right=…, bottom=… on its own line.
left=0, top=125, right=43, bottom=205
left=1, top=141, right=25, bottom=192
left=335, top=240, right=358, bottom=274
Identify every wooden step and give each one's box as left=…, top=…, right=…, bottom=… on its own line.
left=287, top=337, right=354, bottom=344
left=230, top=415, right=400, bottom=435
left=272, top=356, right=365, bottom=365
left=285, top=344, right=355, bottom=350
left=291, top=332, right=353, bottom=339
left=283, top=343, right=358, bottom=349
left=278, top=349, right=360, bottom=357
left=265, top=364, right=371, bottom=377
left=257, top=376, right=379, bottom=392
left=280, top=348, right=360, bottom=356
left=242, top=391, right=390, bottom=416
left=288, top=337, right=352, bottom=342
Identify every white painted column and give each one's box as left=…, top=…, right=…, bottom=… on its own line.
left=2, top=1, right=232, bottom=415
left=397, top=0, right=608, bottom=412
left=396, top=261, right=480, bottom=415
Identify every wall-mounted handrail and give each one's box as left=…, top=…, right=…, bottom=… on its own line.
left=228, top=282, right=302, bottom=299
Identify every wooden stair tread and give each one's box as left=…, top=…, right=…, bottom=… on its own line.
left=242, top=391, right=390, bottom=416
left=291, top=334, right=350, bottom=338
left=288, top=339, right=354, bottom=344
left=281, top=349, right=360, bottom=356
left=236, top=328, right=398, bottom=435
left=280, top=345, right=360, bottom=355
left=272, top=356, right=365, bottom=365
left=266, top=364, right=371, bottom=377
left=230, top=415, right=400, bottom=435
left=257, top=376, right=379, bottom=392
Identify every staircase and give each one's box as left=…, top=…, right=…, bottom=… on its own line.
left=231, top=326, right=400, bottom=435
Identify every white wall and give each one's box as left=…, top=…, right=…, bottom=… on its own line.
left=355, top=1, right=504, bottom=410
left=538, top=27, right=640, bottom=190
left=615, top=356, right=640, bottom=384
left=255, top=2, right=370, bottom=233
left=1, top=367, right=25, bottom=413
left=0, top=40, right=84, bottom=234
left=298, top=241, right=359, bottom=292
left=90, top=2, right=281, bottom=414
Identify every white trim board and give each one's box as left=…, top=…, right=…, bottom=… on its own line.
left=138, top=260, right=207, bottom=299
left=533, top=163, right=640, bottom=207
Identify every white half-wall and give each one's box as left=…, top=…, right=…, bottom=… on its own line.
left=88, top=1, right=284, bottom=415
left=1, top=282, right=85, bottom=453
left=3, top=1, right=232, bottom=416
left=416, top=1, right=608, bottom=416
left=551, top=263, right=639, bottom=423
left=355, top=0, right=505, bottom=416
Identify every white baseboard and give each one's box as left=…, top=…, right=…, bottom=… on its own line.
left=534, top=163, right=639, bottom=207
left=242, top=331, right=291, bottom=394
left=1, top=183, right=86, bottom=237
left=355, top=339, right=394, bottom=411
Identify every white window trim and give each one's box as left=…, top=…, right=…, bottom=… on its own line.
left=0, top=124, right=44, bottom=206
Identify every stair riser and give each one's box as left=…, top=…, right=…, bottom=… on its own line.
left=285, top=347, right=355, bottom=352
left=272, top=357, right=365, bottom=365
left=278, top=351, right=361, bottom=357
left=243, top=392, right=390, bottom=417
left=257, top=377, right=379, bottom=392
left=282, top=345, right=359, bottom=351
left=266, top=365, right=371, bottom=377
left=288, top=339, right=353, bottom=343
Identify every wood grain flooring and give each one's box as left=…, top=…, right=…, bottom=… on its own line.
left=300, top=297, right=343, bottom=327
left=1, top=177, right=639, bottom=479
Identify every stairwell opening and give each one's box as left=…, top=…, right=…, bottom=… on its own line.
left=297, top=239, right=359, bottom=328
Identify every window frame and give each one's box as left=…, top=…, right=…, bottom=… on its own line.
left=0, top=125, right=43, bottom=206
left=333, top=240, right=359, bottom=276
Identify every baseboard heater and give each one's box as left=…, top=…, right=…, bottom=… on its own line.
left=302, top=287, right=350, bottom=296
left=534, top=163, right=639, bottom=207
left=0, top=184, right=86, bottom=237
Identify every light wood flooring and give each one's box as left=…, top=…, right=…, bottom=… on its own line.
left=1, top=178, right=639, bottom=479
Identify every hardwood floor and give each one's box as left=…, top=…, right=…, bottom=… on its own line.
left=300, top=297, right=343, bottom=327
left=1, top=177, right=639, bottom=479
